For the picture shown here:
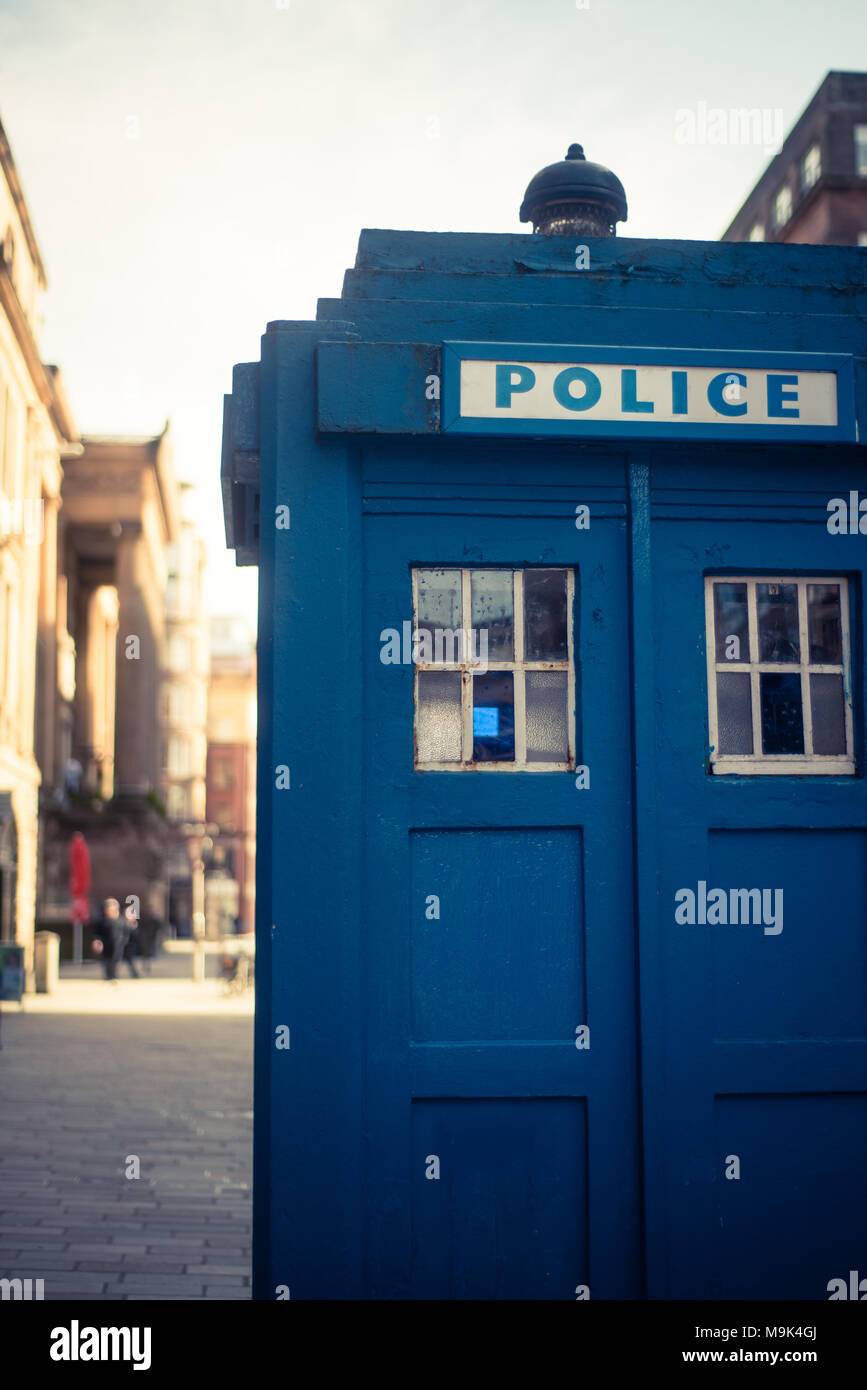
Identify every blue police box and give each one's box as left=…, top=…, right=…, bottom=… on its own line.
left=222, top=147, right=867, bottom=1300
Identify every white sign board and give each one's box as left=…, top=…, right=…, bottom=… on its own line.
left=441, top=345, right=855, bottom=442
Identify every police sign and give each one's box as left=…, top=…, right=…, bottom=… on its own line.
left=442, top=343, right=856, bottom=442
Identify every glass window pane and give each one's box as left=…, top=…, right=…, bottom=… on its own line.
left=757, top=583, right=800, bottom=663
left=713, top=582, right=749, bottom=663
left=472, top=672, right=515, bottom=762
left=470, top=570, right=514, bottom=660
left=716, top=672, right=753, bottom=755
left=760, top=672, right=804, bottom=754
left=810, top=674, right=846, bottom=755
left=416, top=570, right=461, bottom=644
left=525, top=671, right=568, bottom=762
left=416, top=671, right=462, bottom=763
left=524, top=570, right=568, bottom=661
left=807, top=584, right=842, bottom=664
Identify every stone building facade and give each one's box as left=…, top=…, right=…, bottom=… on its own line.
left=38, top=429, right=182, bottom=944
left=0, top=116, right=76, bottom=980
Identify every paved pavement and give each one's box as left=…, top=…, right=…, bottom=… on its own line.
left=0, top=958, right=253, bottom=1300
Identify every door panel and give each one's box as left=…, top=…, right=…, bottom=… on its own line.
left=363, top=501, right=640, bottom=1299
left=652, top=492, right=867, bottom=1299
left=410, top=828, right=584, bottom=1042
left=411, top=1098, right=587, bottom=1300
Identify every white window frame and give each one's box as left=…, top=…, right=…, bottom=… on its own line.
left=413, top=566, right=576, bottom=772
left=856, top=124, right=867, bottom=177
left=748, top=221, right=765, bottom=242
left=705, top=575, right=855, bottom=776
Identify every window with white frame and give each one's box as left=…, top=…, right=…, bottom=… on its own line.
left=748, top=221, right=765, bottom=242
left=412, top=567, right=575, bottom=770
left=705, top=577, right=854, bottom=775
left=856, top=124, right=867, bottom=176
left=773, top=184, right=792, bottom=229
left=801, top=143, right=821, bottom=192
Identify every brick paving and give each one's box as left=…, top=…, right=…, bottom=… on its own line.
left=0, top=973, right=253, bottom=1300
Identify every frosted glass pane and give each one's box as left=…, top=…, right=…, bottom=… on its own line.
left=810, top=674, right=846, bottom=754
left=416, top=671, right=461, bottom=763
left=471, top=570, right=513, bottom=659
left=526, top=671, right=568, bottom=762
left=716, top=671, right=753, bottom=755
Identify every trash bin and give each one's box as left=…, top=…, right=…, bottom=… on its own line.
left=34, top=931, right=60, bottom=995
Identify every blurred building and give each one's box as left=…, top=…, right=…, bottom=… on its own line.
left=723, top=71, right=867, bottom=245
left=1, top=108, right=213, bottom=975
left=0, top=116, right=77, bottom=981
left=160, top=495, right=209, bottom=935
left=37, top=429, right=182, bottom=944
left=206, top=616, right=256, bottom=935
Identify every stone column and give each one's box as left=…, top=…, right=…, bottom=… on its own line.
left=35, top=494, right=60, bottom=790
left=114, top=526, right=160, bottom=796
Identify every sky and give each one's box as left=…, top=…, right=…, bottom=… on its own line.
left=0, top=0, right=865, bottom=623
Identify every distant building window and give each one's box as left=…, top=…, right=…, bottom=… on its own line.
left=855, top=125, right=867, bottom=176
left=800, top=143, right=821, bottom=192
left=773, top=185, right=792, bottom=230
left=748, top=222, right=765, bottom=242
left=858, top=232, right=867, bottom=248
left=167, top=736, right=189, bottom=775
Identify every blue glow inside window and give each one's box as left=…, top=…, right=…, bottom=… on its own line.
left=473, top=706, right=499, bottom=737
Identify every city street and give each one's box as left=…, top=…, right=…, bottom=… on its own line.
left=0, top=958, right=253, bottom=1300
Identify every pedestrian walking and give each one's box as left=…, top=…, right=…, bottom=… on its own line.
left=97, top=898, right=139, bottom=983
left=96, top=898, right=121, bottom=983
left=122, top=903, right=141, bottom=979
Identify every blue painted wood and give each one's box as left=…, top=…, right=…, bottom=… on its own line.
left=351, top=230, right=866, bottom=307
left=316, top=295, right=867, bottom=362
left=341, top=265, right=867, bottom=316
left=361, top=502, right=641, bottom=1299
left=317, top=340, right=439, bottom=434
left=254, top=318, right=366, bottom=1301
left=651, top=503, right=867, bottom=1299
left=227, top=225, right=867, bottom=1299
